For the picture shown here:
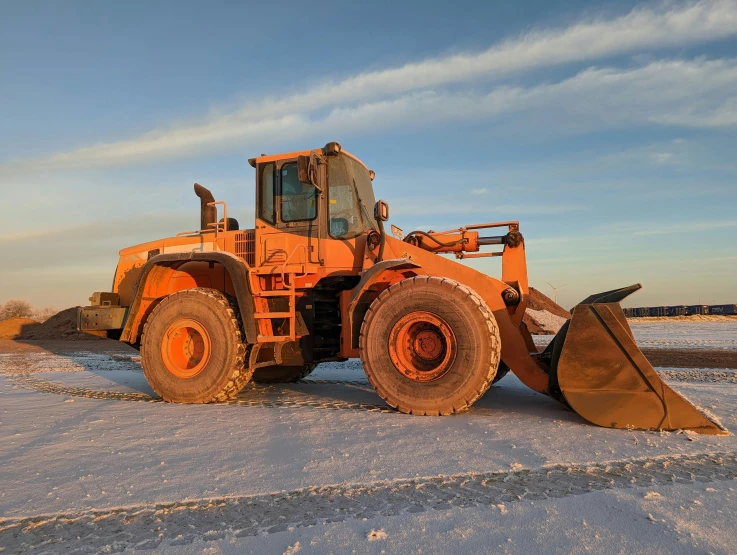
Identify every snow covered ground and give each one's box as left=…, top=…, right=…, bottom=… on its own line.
left=1, top=323, right=736, bottom=554
left=533, top=319, right=737, bottom=351
left=628, top=320, right=737, bottom=350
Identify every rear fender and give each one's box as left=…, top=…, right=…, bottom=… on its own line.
left=120, top=252, right=257, bottom=345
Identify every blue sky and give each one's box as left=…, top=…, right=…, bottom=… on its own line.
left=1, top=0, right=736, bottom=310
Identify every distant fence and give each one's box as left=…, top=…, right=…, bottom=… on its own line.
left=624, top=304, right=737, bottom=318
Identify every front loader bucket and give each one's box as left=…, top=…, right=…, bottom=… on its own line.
left=544, top=285, right=726, bottom=435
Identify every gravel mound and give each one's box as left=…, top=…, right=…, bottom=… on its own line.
left=525, top=308, right=567, bottom=335
left=0, top=317, right=40, bottom=339
left=527, top=287, right=571, bottom=319
left=524, top=287, right=570, bottom=335
left=19, top=307, right=106, bottom=341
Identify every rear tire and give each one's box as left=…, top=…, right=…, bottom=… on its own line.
left=360, top=276, right=501, bottom=415
left=252, top=363, right=317, bottom=383
left=140, top=288, right=252, bottom=403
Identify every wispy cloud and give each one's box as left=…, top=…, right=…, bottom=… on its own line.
left=632, top=220, right=737, bottom=235
left=649, top=152, right=676, bottom=164
left=2, top=0, right=737, bottom=174
left=0, top=212, right=195, bottom=247
left=391, top=202, right=588, bottom=217
left=651, top=97, right=737, bottom=127
left=314, top=58, right=737, bottom=131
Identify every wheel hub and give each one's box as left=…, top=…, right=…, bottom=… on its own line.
left=160, top=318, right=212, bottom=379
left=389, top=312, right=457, bottom=382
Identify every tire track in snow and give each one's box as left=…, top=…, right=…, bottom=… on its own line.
left=2, top=452, right=736, bottom=553
left=6, top=367, right=735, bottom=410
left=5, top=374, right=394, bottom=413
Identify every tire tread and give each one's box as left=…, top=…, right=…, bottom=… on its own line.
left=140, top=287, right=252, bottom=403
left=359, top=275, right=501, bottom=415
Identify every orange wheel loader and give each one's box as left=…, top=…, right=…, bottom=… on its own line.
left=78, top=142, right=725, bottom=434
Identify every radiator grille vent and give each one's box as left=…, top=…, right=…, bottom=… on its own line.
left=235, top=230, right=256, bottom=266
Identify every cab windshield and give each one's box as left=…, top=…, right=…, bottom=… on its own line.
left=327, top=154, right=376, bottom=239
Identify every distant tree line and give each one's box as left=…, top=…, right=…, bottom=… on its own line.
left=0, top=299, right=58, bottom=323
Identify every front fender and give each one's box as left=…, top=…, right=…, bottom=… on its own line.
left=347, top=258, right=420, bottom=350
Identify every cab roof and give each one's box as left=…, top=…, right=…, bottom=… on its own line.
left=248, top=142, right=369, bottom=172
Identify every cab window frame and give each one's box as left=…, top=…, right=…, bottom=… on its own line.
left=327, top=179, right=364, bottom=240
left=326, top=155, right=374, bottom=240
left=279, top=160, right=318, bottom=223
left=257, top=162, right=276, bottom=225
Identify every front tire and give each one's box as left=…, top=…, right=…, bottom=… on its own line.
left=140, top=288, right=252, bottom=403
left=360, top=276, right=501, bottom=415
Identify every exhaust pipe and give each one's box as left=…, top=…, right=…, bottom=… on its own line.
left=194, top=183, right=217, bottom=231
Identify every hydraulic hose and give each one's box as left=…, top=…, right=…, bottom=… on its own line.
left=403, top=230, right=466, bottom=251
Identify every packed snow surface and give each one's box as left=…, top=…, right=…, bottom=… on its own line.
left=628, top=320, right=737, bottom=350
left=1, top=322, right=736, bottom=554
left=533, top=319, right=737, bottom=350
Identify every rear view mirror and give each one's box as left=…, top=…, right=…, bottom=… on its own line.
left=298, top=154, right=322, bottom=191
left=374, top=200, right=389, bottom=222
left=297, top=155, right=311, bottom=184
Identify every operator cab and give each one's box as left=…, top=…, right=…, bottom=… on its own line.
left=248, top=141, right=385, bottom=269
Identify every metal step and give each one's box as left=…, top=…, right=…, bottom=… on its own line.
left=254, top=290, right=294, bottom=297
left=254, top=312, right=292, bottom=319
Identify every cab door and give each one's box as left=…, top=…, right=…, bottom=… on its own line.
left=255, top=159, right=320, bottom=271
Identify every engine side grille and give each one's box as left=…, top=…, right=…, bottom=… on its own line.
left=235, top=230, right=256, bottom=266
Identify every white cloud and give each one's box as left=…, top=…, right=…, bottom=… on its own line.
left=471, top=188, right=489, bottom=195
left=305, top=58, right=737, bottom=134
left=2, top=0, right=737, bottom=173
left=651, top=97, right=737, bottom=127
left=391, top=201, right=587, bottom=217
left=650, top=152, right=675, bottom=164
left=632, top=220, right=737, bottom=235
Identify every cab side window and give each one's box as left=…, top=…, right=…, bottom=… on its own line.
left=259, top=163, right=275, bottom=224
left=281, top=162, right=317, bottom=222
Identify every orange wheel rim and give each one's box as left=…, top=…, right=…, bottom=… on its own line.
left=160, top=318, right=212, bottom=379
left=389, top=311, right=457, bottom=382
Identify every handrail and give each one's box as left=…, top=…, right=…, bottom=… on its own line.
left=175, top=200, right=229, bottom=241
left=280, top=244, right=308, bottom=287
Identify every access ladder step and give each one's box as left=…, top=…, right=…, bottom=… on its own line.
left=254, top=312, right=292, bottom=319
left=254, top=290, right=295, bottom=297
left=256, top=335, right=294, bottom=343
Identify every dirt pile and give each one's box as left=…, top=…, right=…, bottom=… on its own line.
left=527, top=287, right=571, bottom=318
left=524, top=287, right=570, bottom=335
left=18, top=307, right=106, bottom=341
left=0, top=318, right=40, bottom=339
left=525, top=309, right=567, bottom=335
